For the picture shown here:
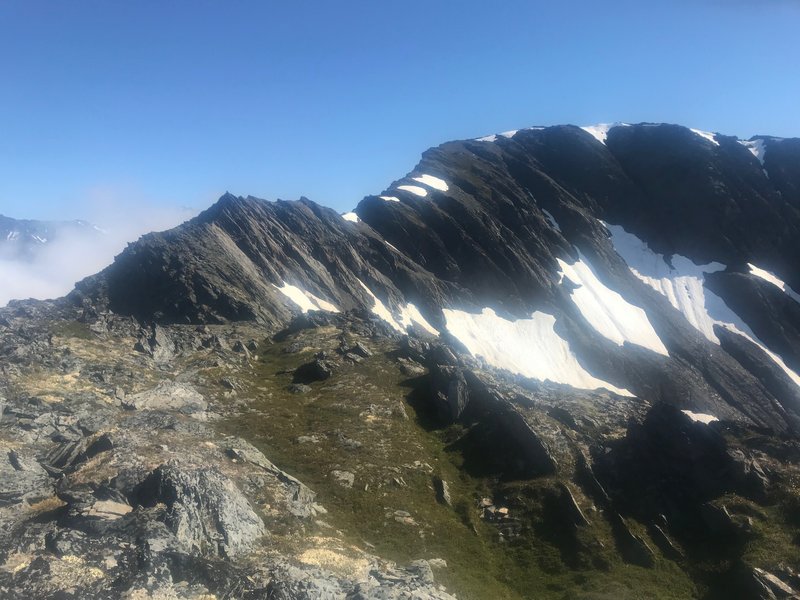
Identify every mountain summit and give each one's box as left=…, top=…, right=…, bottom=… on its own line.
left=4, top=122, right=800, bottom=599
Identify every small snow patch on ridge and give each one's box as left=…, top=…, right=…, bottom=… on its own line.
left=398, top=304, right=439, bottom=336
left=396, top=185, right=428, bottom=197
left=379, top=196, right=400, bottom=202
left=690, top=128, right=720, bottom=146
left=356, top=280, right=438, bottom=336
left=275, top=283, right=340, bottom=314
left=443, top=307, right=634, bottom=396
left=542, top=209, right=561, bottom=232
left=342, top=212, right=360, bottom=223
left=412, top=174, right=449, bottom=192
left=475, top=126, right=543, bottom=142
left=748, top=263, right=800, bottom=304
left=682, top=410, right=719, bottom=425
left=580, top=123, right=629, bottom=145
left=739, top=139, right=767, bottom=165
left=357, top=280, right=404, bottom=332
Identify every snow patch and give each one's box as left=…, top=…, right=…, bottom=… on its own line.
left=579, top=123, right=629, bottom=145
left=475, top=126, right=543, bottom=143
left=681, top=410, right=719, bottom=425
left=275, top=283, right=340, bottom=314
left=412, top=174, right=449, bottom=192
left=357, top=280, right=404, bottom=332
left=605, top=223, right=800, bottom=388
left=398, top=303, right=439, bottom=336
left=748, top=263, right=800, bottom=304
left=396, top=185, right=428, bottom=197
left=542, top=209, right=561, bottom=232
left=379, top=196, right=400, bottom=202
left=443, top=307, right=634, bottom=396
left=557, top=254, right=669, bottom=356
left=342, top=212, right=360, bottom=223
left=690, top=128, right=720, bottom=146
left=357, top=280, right=439, bottom=337
left=740, top=139, right=767, bottom=165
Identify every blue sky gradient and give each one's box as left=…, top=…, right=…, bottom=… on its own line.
left=1, top=0, right=799, bottom=221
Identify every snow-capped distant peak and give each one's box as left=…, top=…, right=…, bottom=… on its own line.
left=396, top=185, right=428, bottom=197
left=412, top=174, right=449, bottom=192
left=690, top=128, right=720, bottom=146
left=739, top=139, right=767, bottom=165
left=342, top=212, right=360, bottom=223
left=580, top=122, right=629, bottom=145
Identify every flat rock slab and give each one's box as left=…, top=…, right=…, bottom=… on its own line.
left=122, top=382, right=207, bottom=417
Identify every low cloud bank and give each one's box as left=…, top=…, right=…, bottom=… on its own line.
left=0, top=204, right=195, bottom=307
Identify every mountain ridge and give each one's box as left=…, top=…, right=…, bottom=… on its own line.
left=4, top=120, right=800, bottom=599
left=69, top=122, right=800, bottom=433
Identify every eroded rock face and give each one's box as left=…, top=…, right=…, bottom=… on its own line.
left=135, top=462, right=265, bottom=558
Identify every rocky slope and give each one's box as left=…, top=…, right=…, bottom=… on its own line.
left=3, top=122, right=800, bottom=599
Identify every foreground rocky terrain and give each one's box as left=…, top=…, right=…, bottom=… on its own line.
left=3, top=122, right=800, bottom=598
left=0, top=303, right=459, bottom=599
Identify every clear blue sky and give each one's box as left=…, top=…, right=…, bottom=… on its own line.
left=1, top=0, right=799, bottom=221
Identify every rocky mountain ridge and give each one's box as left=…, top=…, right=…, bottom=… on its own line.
left=74, top=123, right=800, bottom=433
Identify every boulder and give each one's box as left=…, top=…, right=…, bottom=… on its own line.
left=122, top=382, right=208, bottom=417
left=135, top=462, right=265, bottom=558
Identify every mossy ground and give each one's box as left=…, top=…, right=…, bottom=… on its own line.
left=217, top=325, right=698, bottom=600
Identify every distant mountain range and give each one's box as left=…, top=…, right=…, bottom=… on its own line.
left=0, top=214, right=102, bottom=260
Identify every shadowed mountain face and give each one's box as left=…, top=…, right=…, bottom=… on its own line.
left=73, top=123, right=800, bottom=433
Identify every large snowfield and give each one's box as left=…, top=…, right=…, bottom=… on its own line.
left=443, top=307, right=634, bottom=396
left=605, top=223, right=800, bottom=388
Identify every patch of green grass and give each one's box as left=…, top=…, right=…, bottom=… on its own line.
left=50, top=320, right=93, bottom=340
left=217, top=327, right=699, bottom=600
